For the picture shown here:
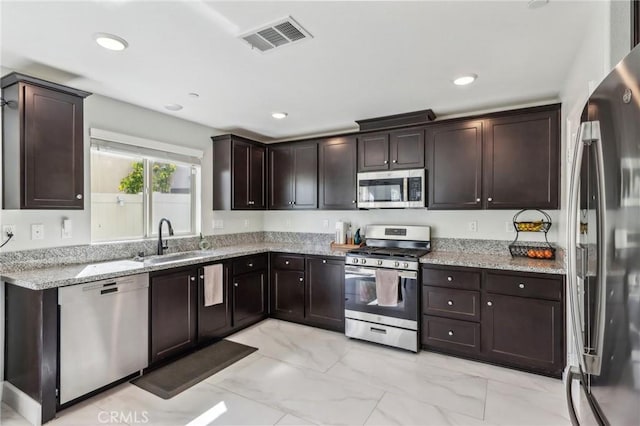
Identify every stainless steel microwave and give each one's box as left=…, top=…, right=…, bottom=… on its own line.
left=357, top=169, right=426, bottom=208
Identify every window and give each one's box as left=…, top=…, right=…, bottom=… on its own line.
left=90, top=131, right=201, bottom=242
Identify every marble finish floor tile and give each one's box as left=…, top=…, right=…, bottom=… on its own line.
left=484, top=380, right=570, bottom=426
left=365, top=392, right=494, bottom=426
left=327, top=347, right=488, bottom=420
left=50, top=397, right=128, bottom=426
left=93, top=380, right=284, bottom=426
left=0, top=403, right=32, bottom=426
left=416, top=350, right=563, bottom=394
left=227, top=319, right=351, bottom=373
left=208, top=354, right=384, bottom=425
left=276, top=413, right=317, bottom=425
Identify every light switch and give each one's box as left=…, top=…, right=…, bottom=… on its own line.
left=62, top=219, right=73, bottom=239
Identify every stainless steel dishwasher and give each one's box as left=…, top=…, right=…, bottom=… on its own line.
left=58, top=273, right=149, bottom=405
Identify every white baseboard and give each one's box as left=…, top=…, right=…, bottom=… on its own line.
left=2, top=381, right=41, bottom=426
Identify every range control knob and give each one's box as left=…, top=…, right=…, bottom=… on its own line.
left=361, top=259, right=367, bottom=264
left=352, top=258, right=359, bottom=264
left=377, top=260, right=383, bottom=266
left=403, top=263, right=409, bottom=268
left=394, top=261, right=400, bottom=267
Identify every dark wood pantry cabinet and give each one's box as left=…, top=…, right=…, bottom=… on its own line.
left=268, top=142, right=318, bottom=209
left=150, top=268, right=198, bottom=363
left=357, top=127, right=424, bottom=172
left=1, top=73, right=91, bottom=209
left=425, top=120, right=483, bottom=209
left=212, top=134, right=266, bottom=210
left=318, top=136, right=358, bottom=209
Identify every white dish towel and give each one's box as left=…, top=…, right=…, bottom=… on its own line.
left=204, top=264, right=224, bottom=307
left=375, top=269, right=399, bottom=307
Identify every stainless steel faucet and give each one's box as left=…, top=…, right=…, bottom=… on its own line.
left=157, top=218, right=174, bottom=255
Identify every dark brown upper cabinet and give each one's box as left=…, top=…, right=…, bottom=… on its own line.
left=318, top=136, right=357, bottom=209
left=268, top=142, right=318, bottom=209
left=483, top=106, right=560, bottom=209
left=212, top=134, right=266, bottom=210
left=426, top=120, right=483, bottom=209
left=357, top=128, right=425, bottom=172
left=633, top=0, right=639, bottom=48
left=1, top=73, right=90, bottom=209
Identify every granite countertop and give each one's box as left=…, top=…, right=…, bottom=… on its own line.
left=2, top=241, right=565, bottom=291
left=1, top=243, right=348, bottom=290
left=420, top=251, right=565, bottom=275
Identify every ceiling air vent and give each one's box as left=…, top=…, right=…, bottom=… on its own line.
left=240, top=16, right=312, bottom=52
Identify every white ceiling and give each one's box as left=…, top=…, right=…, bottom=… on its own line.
left=1, top=1, right=596, bottom=142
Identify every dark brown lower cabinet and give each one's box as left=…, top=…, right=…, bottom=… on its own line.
left=421, top=265, right=565, bottom=377
left=270, top=253, right=345, bottom=332
left=305, top=257, right=345, bottom=331
left=232, top=270, right=268, bottom=329
left=482, top=292, right=563, bottom=375
left=197, top=263, right=232, bottom=342
left=150, top=269, right=198, bottom=363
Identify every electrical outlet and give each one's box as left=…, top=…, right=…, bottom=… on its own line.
left=468, top=221, right=478, bottom=233
left=2, top=225, right=15, bottom=237
left=322, top=219, right=329, bottom=228
left=62, top=219, right=73, bottom=239
left=31, top=224, right=44, bottom=240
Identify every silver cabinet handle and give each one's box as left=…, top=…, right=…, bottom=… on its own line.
left=234, top=283, right=238, bottom=287
left=76, top=194, right=83, bottom=200
left=352, top=200, right=356, bottom=204
left=322, top=260, right=327, bottom=264
left=487, top=301, right=493, bottom=306
left=200, top=275, right=204, bottom=279
left=487, top=197, right=493, bottom=202
left=292, top=201, right=296, bottom=205
left=476, top=198, right=481, bottom=202
left=285, top=260, right=290, bottom=265
left=248, top=263, right=253, bottom=267
left=190, top=276, right=196, bottom=282
left=384, top=160, right=389, bottom=164
left=447, top=300, right=453, bottom=306
left=518, top=283, right=525, bottom=289
left=448, top=330, right=454, bottom=336
left=299, top=277, right=303, bottom=282
left=392, top=159, right=397, bottom=163
left=248, top=201, right=255, bottom=205
left=447, top=276, right=453, bottom=282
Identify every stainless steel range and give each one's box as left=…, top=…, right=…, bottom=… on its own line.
left=344, top=225, right=430, bottom=352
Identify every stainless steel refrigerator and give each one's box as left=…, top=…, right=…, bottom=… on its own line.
left=566, top=44, right=640, bottom=425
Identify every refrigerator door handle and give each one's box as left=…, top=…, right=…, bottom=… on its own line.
left=568, top=122, right=589, bottom=373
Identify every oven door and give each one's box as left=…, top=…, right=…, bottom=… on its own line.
left=344, top=265, right=418, bottom=323
left=357, top=169, right=425, bottom=208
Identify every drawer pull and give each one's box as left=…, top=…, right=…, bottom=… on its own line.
left=247, top=263, right=253, bottom=267
left=370, top=327, right=387, bottom=334
left=285, top=260, right=290, bottom=265
left=299, top=277, right=304, bottom=282
left=447, top=300, right=454, bottom=306
left=200, top=275, right=204, bottom=280
left=447, top=276, right=453, bottom=282
left=487, top=301, right=493, bottom=306
left=322, top=260, right=327, bottom=264
left=518, top=283, right=525, bottom=289
left=234, top=283, right=238, bottom=287
left=448, top=330, right=454, bottom=336
left=190, top=276, right=196, bottom=282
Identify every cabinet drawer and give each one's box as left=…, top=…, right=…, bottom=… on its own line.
left=272, top=253, right=305, bottom=271
left=422, top=267, right=480, bottom=291
left=233, top=254, right=268, bottom=276
left=422, top=286, right=480, bottom=321
left=422, top=315, right=480, bottom=355
left=485, top=272, right=562, bottom=301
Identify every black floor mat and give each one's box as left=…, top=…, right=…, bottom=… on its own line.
left=131, top=340, right=257, bottom=399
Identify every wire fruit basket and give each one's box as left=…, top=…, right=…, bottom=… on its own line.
left=508, top=209, right=556, bottom=260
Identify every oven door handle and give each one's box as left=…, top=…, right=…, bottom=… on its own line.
left=345, top=266, right=417, bottom=280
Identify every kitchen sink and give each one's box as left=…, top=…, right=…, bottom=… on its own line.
left=137, top=251, right=208, bottom=266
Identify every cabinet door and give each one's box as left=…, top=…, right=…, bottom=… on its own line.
left=23, top=84, right=84, bottom=209
left=358, top=133, right=389, bottom=171
left=482, top=293, right=563, bottom=375
left=483, top=108, right=559, bottom=209
left=198, top=264, right=231, bottom=342
left=305, top=258, right=345, bottom=331
left=232, top=271, right=267, bottom=329
left=292, top=143, right=318, bottom=209
left=268, top=146, right=293, bottom=209
left=271, top=269, right=305, bottom=321
left=249, top=144, right=266, bottom=209
left=150, top=269, right=197, bottom=363
left=318, top=136, right=357, bottom=209
left=390, top=128, right=425, bottom=170
left=426, top=121, right=483, bottom=209
left=232, top=141, right=250, bottom=209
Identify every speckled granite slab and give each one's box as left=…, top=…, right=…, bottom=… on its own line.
left=420, top=251, right=565, bottom=275
left=1, top=243, right=347, bottom=290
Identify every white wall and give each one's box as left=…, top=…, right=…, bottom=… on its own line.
left=0, top=91, right=221, bottom=252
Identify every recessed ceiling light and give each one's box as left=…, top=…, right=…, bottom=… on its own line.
left=528, top=0, right=549, bottom=9
left=164, top=103, right=183, bottom=111
left=94, top=33, right=128, bottom=51
left=188, top=92, right=200, bottom=99
left=272, top=112, right=288, bottom=119
left=453, top=74, right=477, bottom=86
